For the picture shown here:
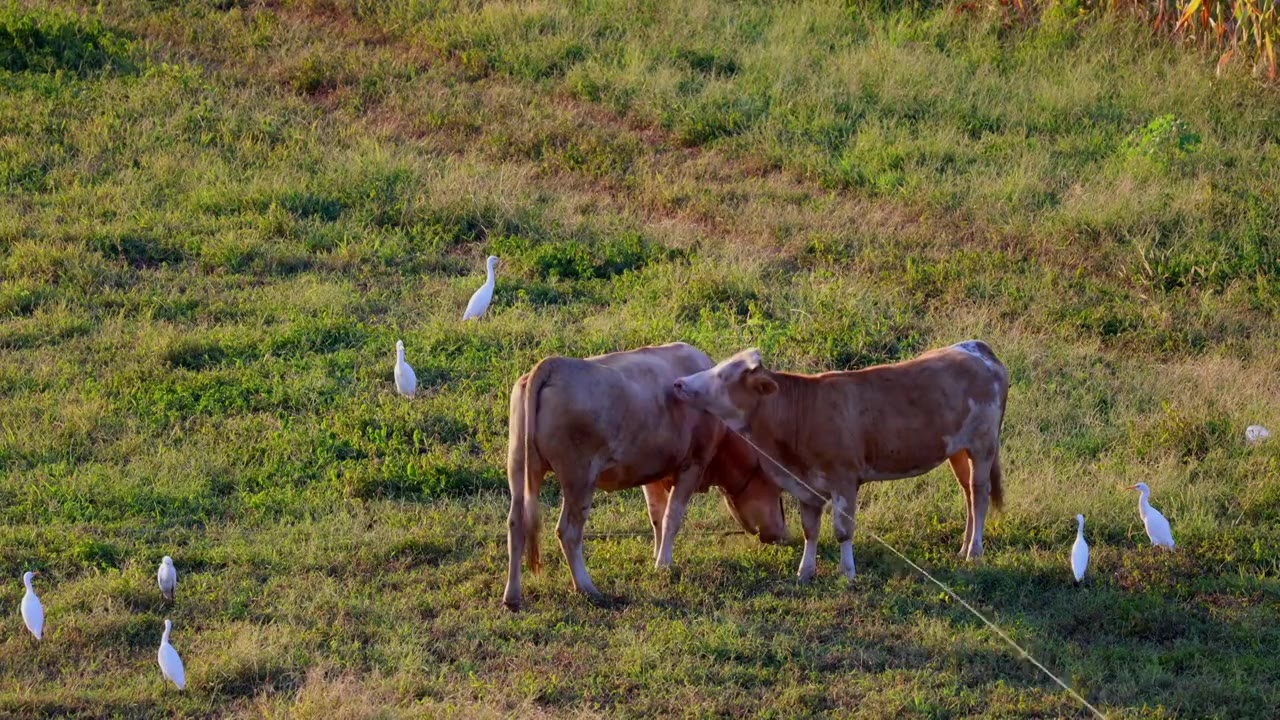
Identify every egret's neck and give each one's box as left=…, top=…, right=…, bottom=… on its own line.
left=1137, top=490, right=1151, bottom=513
left=162, top=625, right=171, bottom=643
left=1076, top=523, right=1084, bottom=539
left=485, top=262, right=496, bottom=282
left=23, top=576, right=32, bottom=591
left=396, top=348, right=404, bottom=361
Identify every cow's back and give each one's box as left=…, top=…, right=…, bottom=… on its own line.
left=525, top=342, right=719, bottom=490
left=591, top=342, right=713, bottom=383
left=793, top=340, right=1008, bottom=479
left=853, top=340, right=1006, bottom=409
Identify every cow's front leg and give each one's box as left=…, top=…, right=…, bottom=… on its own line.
left=655, top=466, right=701, bottom=569
left=556, top=475, right=601, bottom=599
left=797, top=501, right=823, bottom=583
left=642, top=481, right=672, bottom=562
left=830, top=483, right=859, bottom=583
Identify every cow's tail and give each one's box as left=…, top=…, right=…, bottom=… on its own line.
left=522, top=358, right=558, bottom=574
left=990, top=356, right=1009, bottom=512
left=989, top=454, right=1004, bottom=512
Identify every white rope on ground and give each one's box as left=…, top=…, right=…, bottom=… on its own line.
left=731, top=431, right=1107, bottom=720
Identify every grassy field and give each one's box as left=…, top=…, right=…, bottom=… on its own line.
left=2, top=0, right=1279, bottom=717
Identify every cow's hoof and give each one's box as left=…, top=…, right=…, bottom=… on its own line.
left=797, top=570, right=815, bottom=584
left=503, top=599, right=521, bottom=612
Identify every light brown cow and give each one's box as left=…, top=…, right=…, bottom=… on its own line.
left=503, top=342, right=786, bottom=611
left=672, top=340, right=1008, bottom=582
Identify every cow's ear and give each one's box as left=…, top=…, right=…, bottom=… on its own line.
left=748, top=372, right=778, bottom=396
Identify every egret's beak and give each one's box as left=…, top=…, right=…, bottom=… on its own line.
left=1126, top=484, right=1138, bottom=490
left=32, top=571, right=40, bottom=577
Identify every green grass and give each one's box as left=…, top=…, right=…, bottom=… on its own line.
left=1, top=0, right=1278, bottom=717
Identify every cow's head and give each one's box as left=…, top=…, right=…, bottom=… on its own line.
left=705, top=430, right=787, bottom=543
left=672, top=348, right=777, bottom=432
left=721, top=471, right=787, bottom=544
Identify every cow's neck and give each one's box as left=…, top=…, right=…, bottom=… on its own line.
left=719, top=466, right=755, bottom=498
left=743, top=373, right=804, bottom=466
left=741, top=391, right=826, bottom=504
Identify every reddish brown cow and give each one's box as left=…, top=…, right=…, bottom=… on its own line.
left=672, top=340, right=1008, bottom=582
left=642, top=429, right=784, bottom=560
left=504, top=342, right=786, bottom=610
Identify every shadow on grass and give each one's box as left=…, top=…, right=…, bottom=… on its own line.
left=855, top=544, right=1280, bottom=718
left=204, top=658, right=304, bottom=703
left=0, top=697, right=162, bottom=720
left=515, top=531, right=1278, bottom=717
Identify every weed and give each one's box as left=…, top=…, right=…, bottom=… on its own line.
left=1124, top=114, right=1202, bottom=166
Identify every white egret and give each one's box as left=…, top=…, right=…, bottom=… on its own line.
left=1130, top=482, right=1175, bottom=549
left=394, top=340, right=417, bottom=398
left=158, top=619, right=186, bottom=690
left=158, top=556, right=176, bottom=602
left=1071, top=514, right=1089, bottom=584
left=21, top=571, right=43, bottom=641
left=462, top=255, right=498, bottom=320
left=1245, top=425, right=1270, bottom=445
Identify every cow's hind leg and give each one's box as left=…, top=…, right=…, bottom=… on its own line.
left=556, top=466, right=602, bottom=599
left=503, top=378, right=536, bottom=611
left=830, top=481, right=859, bottom=583
left=947, top=450, right=975, bottom=559
left=504, top=498, right=525, bottom=610
left=966, top=453, right=995, bottom=560
left=797, top=501, right=823, bottom=583
left=642, top=480, right=672, bottom=562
